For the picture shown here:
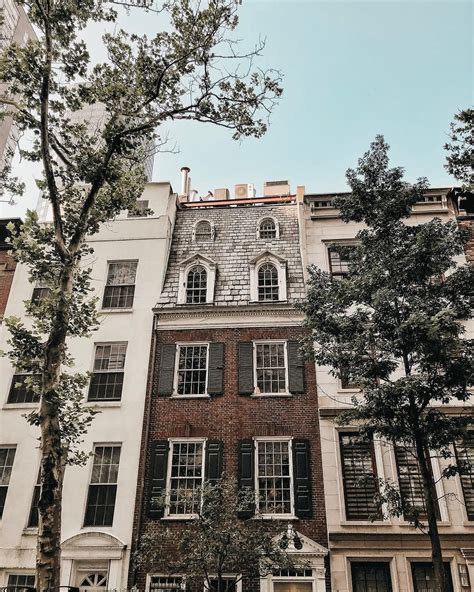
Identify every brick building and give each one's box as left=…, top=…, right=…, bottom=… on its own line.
left=132, top=181, right=329, bottom=591
left=0, top=218, right=20, bottom=322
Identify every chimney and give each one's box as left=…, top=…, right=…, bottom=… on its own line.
left=180, top=166, right=190, bottom=200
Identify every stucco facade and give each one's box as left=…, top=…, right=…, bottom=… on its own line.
left=0, top=183, right=176, bottom=589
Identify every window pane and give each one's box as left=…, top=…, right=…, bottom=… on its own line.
left=106, top=261, right=137, bottom=285
left=255, top=343, right=286, bottom=394
left=7, top=373, right=40, bottom=404
left=258, top=263, right=279, bottom=301
left=150, top=576, right=183, bottom=592
left=411, top=562, right=453, bottom=592
left=27, top=470, right=41, bottom=528
left=195, top=220, right=212, bottom=242
left=168, top=441, right=204, bottom=515
left=88, top=344, right=127, bottom=401
left=351, top=562, right=393, bottom=592
left=84, top=446, right=121, bottom=526
left=7, top=574, right=36, bottom=590
left=208, top=579, right=239, bottom=591
left=186, top=265, right=207, bottom=304
left=328, top=249, right=350, bottom=278
left=256, top=440, right=291, bottom=515
left=259, top=218, right=276, bottom=239
left=0, top=447, right=16, bottom=518
left=103, top=262, right=137, bottom=309
left=177, top=345, right=208, bottom=395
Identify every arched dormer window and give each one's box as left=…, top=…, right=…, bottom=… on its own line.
left=257, top=263, right=279, bottom=301
left=186, top=265, right=207, bottom=304
left=257, top=216, right=279, bottom=240
left=193, top=219, right=214, bottom=243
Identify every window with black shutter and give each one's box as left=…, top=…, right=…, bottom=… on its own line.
left=84, top=445, right=121, bottom=526
left=292, top=439, right=312, bottom=517
left=238, top=439, right=255, bottom=517
left=455, top=433, right=474, bottom=520
left=339, top=433, right=379, bottom=521
left=207, top=343, right=224, bottom=396
left=351, top=562, right=393, bottom=592
left=148, top=440, right=169, bottom=519
left=287, top=341, right=304, bottom=394
left=205, top=440, right=224, bottom=484
left=157, top=344, right=177, bottom=396
left=238, top=342, right=254, bottom=395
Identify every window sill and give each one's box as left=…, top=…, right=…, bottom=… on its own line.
left=22, top=527, right=38, bottom=535
left=251, top=393, right=292, bottom=398
left=99, top=308, right=134, bottom=314
left=255, top=514, right=297, bottom=520
left=162, top=515, right=197, bottom=521
left=85, top=401, right=122, bottom=407
left=339, top=520, right=389, bottom=526
left=249, top=299, right=288, bottom=305
left=3, top=402, right=38, bottom=409
left=398, top=520, right=451, bottom=528
left=170, top=394, right=211, bottom=400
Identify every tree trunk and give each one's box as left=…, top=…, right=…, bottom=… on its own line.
left=36, top=263, right=74, bottom=591
left=414, top=435, right=447, bottom=592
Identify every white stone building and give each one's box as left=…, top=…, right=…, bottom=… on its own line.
left=0, top=182, right=176, bottom=590
left=298, top=187, right=474, bottom=592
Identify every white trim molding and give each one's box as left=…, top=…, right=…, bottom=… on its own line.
left=177, top=253, right=217, bottom=305
left=249, top=251, right=287, bottom=303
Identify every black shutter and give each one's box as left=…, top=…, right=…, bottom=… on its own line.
left=288, top=341, right=304, bottom=394
left=238, top=342, right=254, bottom=395
left=207, top=343, right=224, bottom=395
left=157, top=344, right=176, bottom=396
left=148, top=440, right=169, bottom=518
left=205, top=440, right=224, bottom=485
left=238, top=439, right=255, bottom=517
left=292, top=439, right=312, bottom=517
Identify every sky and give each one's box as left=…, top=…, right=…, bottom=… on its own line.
left=1, top=0, right=472, bottom=217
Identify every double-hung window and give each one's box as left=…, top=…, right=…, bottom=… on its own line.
left=31, top=281, right=51, bottom=304
left=7, top=371, right=40, bottom=404
left=0, top=446, right=16, bottom=518
left=84, top=445, right=121, bottom=526
left=254, top=341, right=288, bottom=395
left=167, top=440, right=205, bottom=517
left=411, top=562, right=453, bottom=592
left=102, top=261, right=137, bottom=309
left=255, top=438, right=293, bottom=517
left=351, top=562, right=393, bottom=592
left=149, top=576, right=184, bottom=591
left=88, top=342, right=127, bottom=401
left=176, top=344, right=209, bottom=396
left=328, top=247, right=351, bottom=279
left=455, top=433, right=474, bottom=520
left=7, top=574, right=36, bottom=590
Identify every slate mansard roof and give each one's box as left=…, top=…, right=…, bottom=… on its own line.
left=158, top=203, right=306, bottom=307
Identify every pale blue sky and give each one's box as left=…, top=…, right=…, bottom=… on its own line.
left=2, top=0, right=472, bottom=216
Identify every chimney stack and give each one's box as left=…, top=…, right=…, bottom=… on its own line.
left=180, top=166, right=191, bottom=200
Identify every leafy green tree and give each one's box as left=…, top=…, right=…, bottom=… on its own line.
left=444, top=108, right=473, bottom=191
left=0, top=0, right=282, bottom=588
left=300, top=136, right=473, bottom=592
left=134, top=478, right=301, bottom=592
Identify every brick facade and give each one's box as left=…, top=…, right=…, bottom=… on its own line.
left=0, top=219, right=20, bottom=321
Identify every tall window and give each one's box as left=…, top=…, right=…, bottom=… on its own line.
left=149, top=576, right=184, bottom=592
left=176, top=344, right=208, bottom=396
left=102, top=261, right=137, bottom=309
left=84, top=445, right=121, bottom=526
left=328, top=248, right=350, bottom=279
left=7, top=371, right=39, bottom=404
left=31, top=281, right=51, bottom=304
left=186, top=265, right=207, bottom=304
left=127, top=199, right=149, bottom=217
left=255, top=342, right=287, bottom=394
left=256, top=439, right=292, bottom=516
left=339, top=433, right=379, bottom=521
left=259, top=218, right=277, bottom=239
left=0, top=446, right=16, bottom=518
left=167, top=441, right=204, bottom=516
left=27, top=469, right=41, bottom=528
left=88, top=343, right=127, bottom=401
left=351, top=562, right=393, bottom=592
left=7, top=575, right=36, bottom=590
left=411, top=563, right=453, bottom=592
left=194, top=220, right=212, bottom=242
left=455, top=433, right=474, bottom=520
left=258, top=263, right=279, bottom=301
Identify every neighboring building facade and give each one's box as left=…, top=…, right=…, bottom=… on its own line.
left=0, top=183, right=176, bottom=589
left=0, top=1, right=36, bottom=172
left=131, top=183, right=330, bottom=592
left=0, top=218, right=19, bottom=322
left=298, top=187, right=474, bottom=592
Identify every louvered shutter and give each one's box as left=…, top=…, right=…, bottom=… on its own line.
left=157, top=344, right=176, bottom=396
left=205, top=440, right=224, bottom=485
left=207, top=343, right=224, bottom=395
left=455, top=435, right=474, bottom=520
left=339, top=433, right=378, bottom=520
left=238, top=439, right=255, bottom=517
left=148, top=440, right=169, bottom=518
left=238, top=342, right=254, bottom=395
left=288, top=341, right=304, bottom=394
left=292, top=439, right=312, bottom=517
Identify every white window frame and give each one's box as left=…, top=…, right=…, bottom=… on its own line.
left=164, top=438, right=207, bottom=519
left=203, top=575, right=242, bottom=592
left=252, top=340, right=289, bottom=397
left=249, top=253, right=287, bottom=303
left=253, top=436, right=295, bottom=519
left=192, top=219, right=215, bottom=243
left=146, top=574, right=186, bottom=592
left=172, top=343, right=210, bottom=398
left=88, top=341, right=128, bottom=402
left=257, top=216, right=280, bottom=240
left=101, top=260, right=138, bottom=311
left=5, top=572, right=36, bottom=590
left=177, top=256, right=216, bottom=305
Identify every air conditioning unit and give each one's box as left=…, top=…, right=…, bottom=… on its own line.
left=234, top=183, right=256, bottom=200
left=214, top=188, right=230, bottom=200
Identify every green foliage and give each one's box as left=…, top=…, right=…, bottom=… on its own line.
left=444, top=108, right=474, bottom=190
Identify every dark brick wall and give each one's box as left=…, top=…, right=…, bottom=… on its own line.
left=459, top=218, right=474, bottom=263
left=0, top=249, right=16, bottom=319
left=131, top=324, right=328, bottom=591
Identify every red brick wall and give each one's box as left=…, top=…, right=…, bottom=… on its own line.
left=0, top=249, right=16, bottom=319
left=459, top=219, right=474, bottom=262
left=131, top=325, right=328, bottom=590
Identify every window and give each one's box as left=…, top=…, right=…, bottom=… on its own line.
left=258, top=263, right=279, bottom=301
left=328, top=248, right=350, bottom=279
left=256, top=439, right=293, bottom=516
left=27, top=469, right=41, bottom=528
left=167, top=440, right=204, bottom=516
left=194, top=220, right=212, bottom=242
left=339, top=433, right=379, bottom=521
left=411, top=562, right=453, bottom=592
left=207, top=578, right=241, bottom=591
left=0, top=446, right=16, bottom=518
left=7, top=574, right=36, bottom=590
left=78, top=573, right=108, bottom=591
left=150, top=576, right=184, bottom=591
left=455, top=433, right=474, bottom=520
left=7, top=372, right=40, bottom=404
left=394, top=445, right=440, bottom=520
left=186, top=265, right=208, bottom=304
left=127, top=199, right=149, bottom=217
left=84, top=445, right=121, bottom=526
left=259, top=218, right=277, bottom=239
left=102, top=261, right=137, bottom=309
left=31, top=282, right=51, bottom=304
left=271, top=568, right=314, bottom=592
left=255, top=342, right=287, bottom=395
left=340, top=373, right=360, bottom=390
left=351, top=562, right=393, bottom=592
left=88, top=343, right=127, bottom=401
left=176, top=344, right=209, bottom=396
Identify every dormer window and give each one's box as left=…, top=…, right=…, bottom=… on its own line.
left=186, top=265, right=207, bottom=304
left=257, top=216, right=279, bottom=239
left=193, top=220, right=214, bottom=243
left=258, top=263, right=279, bottom=301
